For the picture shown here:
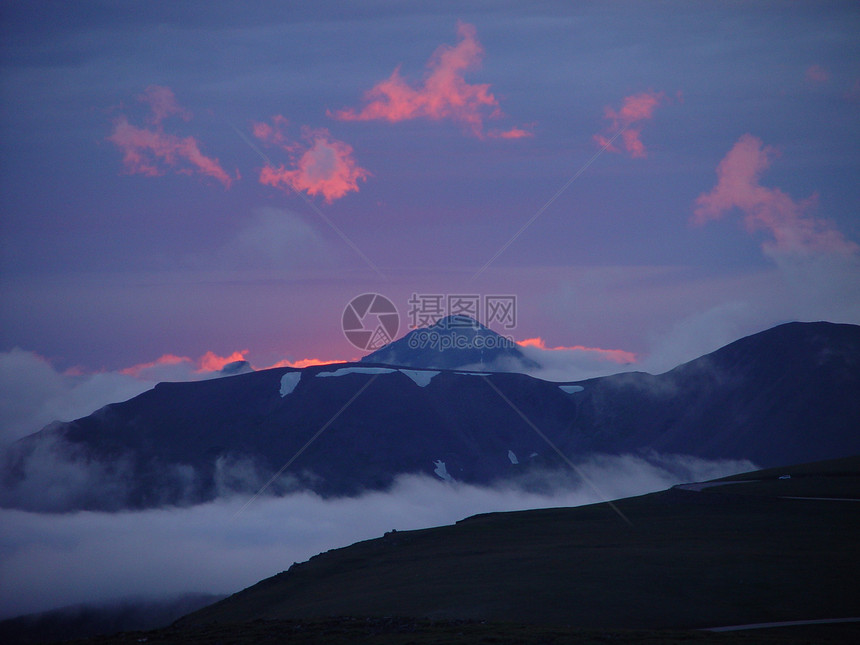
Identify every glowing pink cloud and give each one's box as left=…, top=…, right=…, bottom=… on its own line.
left=119, top=354, right=193, bottom=377
left=693, top=134, right=858, bottom=256
left=489, top=126, right=534, bottom=139
left=108, top=87, right=233, bottom=187
left=517, top=337, right=637, bottom=364
left=264, top=357, right=349, bottom=369
left=805, top=64, right=830, bottom=85
left=109, top=117, right=233, bottom=187
left=254, top=117, right=369, bottom=202
left=119, top=350, right=249, bottom=378
left=197, top=350, right=248, bottom=372
left=594, top=90, right=665, bottom=158
left=139, top=85, right=192, bottom=124
left=252, top=114, right=291, bottom=147
left=332, top=22, right=513, bottom=137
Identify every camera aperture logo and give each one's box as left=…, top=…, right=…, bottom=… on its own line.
left=342, top=293, right=400, bottom=351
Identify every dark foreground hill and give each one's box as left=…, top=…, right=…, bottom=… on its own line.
left=61, top=457, right=860, bottom=645
left=2, top=321, right=860, bottom=511
left=177, top=455, right=860, bottom=631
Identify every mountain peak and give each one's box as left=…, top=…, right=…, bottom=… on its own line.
left=361, top=316, right=539, bottom=370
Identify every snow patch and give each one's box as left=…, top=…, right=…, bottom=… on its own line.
left=559, top=385, right=584, bottom=394
left=279, top=372, right=301, bottom=397
left=455, top=372, right=491, bottom=376
left=316, top=367, right=397, bottom=378
left=508, top=450, right=519, bottom=465
left=433, top=460, right=453, bottom=482
left=399, top=369, right=440, bottom=387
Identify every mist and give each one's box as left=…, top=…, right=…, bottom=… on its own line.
left=0, top=452, right=755, bottom=620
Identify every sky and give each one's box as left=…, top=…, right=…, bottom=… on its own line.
left=1, top=1, right=858, bottom=620
left=2, top=0, right=860, bottom=433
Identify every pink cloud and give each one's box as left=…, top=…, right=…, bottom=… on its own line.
left=332, top=22, right=517, bottom=138
left=517, top=337, right=637, bottom=364
left=593, top=90, right=665, bottom=158
left=108, top=87, right=233, bottom=187
left=108, top=117, right=233, bottom=187
left=252, top=114, right=291, bottom=147
left=489, top=126, right=534, bottom=139
left=805, top=64, right=830, bottom=85
left=119, top=354, right=193, bottom=378
left=693, top=134, right=858, bottom=256
left=263, top=358, right=349, bottom=369
left=197, top=350, right=248, bottom=372
left=139, top=85, right=192, bottom=125
left=254, top=117, right=369, bottom=202
left=120, top=350, right=249, bottom=378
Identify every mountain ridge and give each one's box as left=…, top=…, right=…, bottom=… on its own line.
left=2, top=321, right=859, bottom=512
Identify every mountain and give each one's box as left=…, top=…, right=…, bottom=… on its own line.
left=361, top=314, right=540, bottom=370
left=176, top=456, right=860, bottom=632
left=2, top=321, right=859, bottom=512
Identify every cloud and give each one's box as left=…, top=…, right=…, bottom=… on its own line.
left=198, top=350, right=249, bottom=372
left=0, top=453, right=755, bottom=619
left=593, top=90, right=665, bottom=158
left=138, top=85, right=192, bottom=125
left=693, top=133, right=858, bottom=258
left=108, top=87, right=233, bottom=187
left=264, top=358, right=348, bottom=369
left=518, top=337, right=637, bottom=364
left=0, top=349, right=257, bottom=446
left=488, top=126, right=534, bottom=139
left=460, top=337, right=638, bottom=382
left=254, top=118, right=369, bottom=202
left=0, top=350, right=153, bottom=446
left=805, top=64, right=830, bottom=85
left=332, top=22, right=523, bottom=138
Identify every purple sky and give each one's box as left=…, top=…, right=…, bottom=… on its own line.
left=2, top=1, right=859, bottom=378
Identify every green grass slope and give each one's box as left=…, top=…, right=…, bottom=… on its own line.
left=180, top=456, right=860, bottom=632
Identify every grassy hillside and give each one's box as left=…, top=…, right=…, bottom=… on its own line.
left=177, top=456, right=860, bottom=632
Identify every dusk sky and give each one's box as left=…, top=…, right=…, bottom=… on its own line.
left=2, top=1, right=860, bottom=436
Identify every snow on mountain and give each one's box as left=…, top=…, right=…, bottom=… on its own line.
left=398, top=369, right=440, bottom=387
left=316, top=367, right=397, bottom=378
left=559, top=385, right=584, bottom=394
left=279, top=372, right=301, bottom=397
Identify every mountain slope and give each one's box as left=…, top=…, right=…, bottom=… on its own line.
left=2, top=321, right=859, bottom=511
left=178, top=456, right=860, bottom=630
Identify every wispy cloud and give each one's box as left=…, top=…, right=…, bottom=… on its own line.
left=332, top=22, right=524, bottom=138
left=518, top=337, right=637, bottom=364
left=593, top=90, right=665, bottom=158
left=254, top=117, right=369, bottom=203
left=489, top=126, right=534, bottom=139
left=805, top=64, right=830, bottom=85
left=265, top=358, right=348, bottom=369
left=693, top=134, right=858, bottom=258
left=108, top=86, right=233, bottom=187
left=139, top=85, right=192, bottom=125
